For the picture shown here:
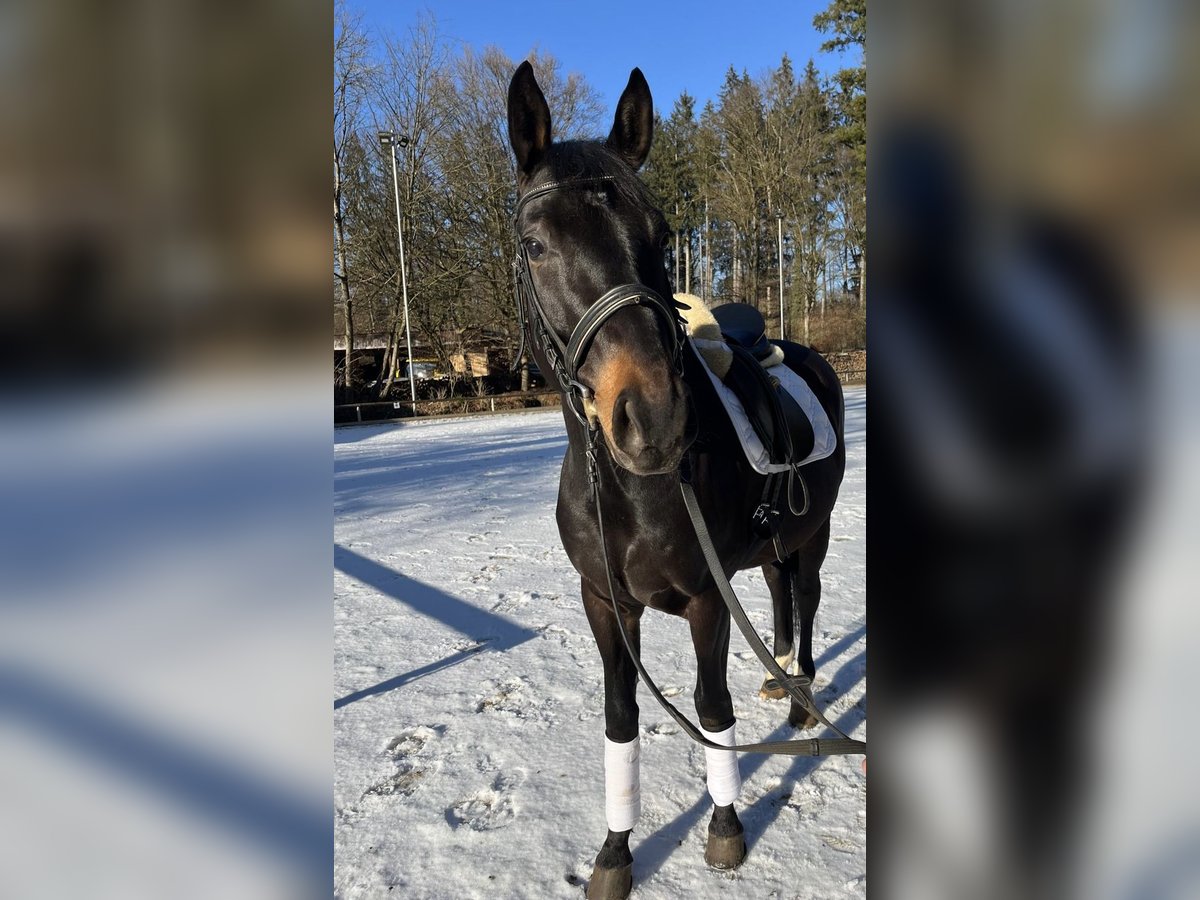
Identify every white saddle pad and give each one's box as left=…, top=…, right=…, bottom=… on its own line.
left=690, top=338, right=838, bottom=475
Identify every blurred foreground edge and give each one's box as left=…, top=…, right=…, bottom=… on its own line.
left=869, top=0, right=1199, bottom=897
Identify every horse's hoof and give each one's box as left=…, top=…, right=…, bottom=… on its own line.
left=705, top=831, right=746, bottom=869
left=586, top=862, right=632, bottom=900
left=704, top=830, right=747, bottom=870
left=788, top=704, right=819, bottom=729
left=762, top=671, right=811, bottom=702
left=759, top=681, right=788, bottom=701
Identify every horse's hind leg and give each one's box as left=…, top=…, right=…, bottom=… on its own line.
left=581, top=580, right=642, bottom=900
left=789, top=520, right=831, bottom=728
left=688, top=593, right=747, bottom=870
left=759, top=554, right=799, bottom=700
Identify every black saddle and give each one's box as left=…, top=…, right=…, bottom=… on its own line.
left=712, top=303, right=776, bottom=363
left=711, top=303, right=814, bottom=467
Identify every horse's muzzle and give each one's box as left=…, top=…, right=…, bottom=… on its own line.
left=606, top=383, right=696, bottom=475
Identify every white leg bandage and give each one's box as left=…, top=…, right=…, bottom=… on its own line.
left=702, top=724, right=742, bottom=807
left=604, top=735, right=641, bottom=832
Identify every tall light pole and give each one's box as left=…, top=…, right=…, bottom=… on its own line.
left=378, top=130, right=417, bottom=406
left=776, top=211, right=785, bottom=341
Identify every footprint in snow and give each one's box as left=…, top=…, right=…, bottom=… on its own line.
left=445, top=772, right=522, bottom=831
left=469, top=564, right=499, bottom=584
left=819, top=832, right=860, bottom=854
left=490, top=592, right=530, bottom=614
left=464, top=531, right=500, bottom=544
left=360, top=726, right=442, bottom=800
left=475, top=677, right=548, bottom=719
left=386, top=726, right=439, bottom=758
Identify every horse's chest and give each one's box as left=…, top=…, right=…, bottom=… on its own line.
left=557, top=467, right=716, bottom=608
left=620, top=536, right=701, bottom=605
left=576, top=515, right=709, bottom=609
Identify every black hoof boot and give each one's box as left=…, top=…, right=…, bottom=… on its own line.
left=704, top=804, right=746, bottom=870
left=588, top=829, right=633, bottom=900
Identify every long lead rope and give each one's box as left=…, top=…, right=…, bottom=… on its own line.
left=587, top=429, right=865, bottom=757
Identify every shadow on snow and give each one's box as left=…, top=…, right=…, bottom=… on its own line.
left=333, top=545, right=540, bottom=710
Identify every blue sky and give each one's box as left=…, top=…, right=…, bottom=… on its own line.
left=352, top=0, right=859, bottom=115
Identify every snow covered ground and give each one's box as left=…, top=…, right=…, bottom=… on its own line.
left=334, top=388, right=866, bottom=899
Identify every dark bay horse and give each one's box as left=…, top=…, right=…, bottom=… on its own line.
left=507, top=61, right=848, bottom=899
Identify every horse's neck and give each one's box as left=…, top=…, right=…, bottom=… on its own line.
left=683, top=346, right=741, bottom=460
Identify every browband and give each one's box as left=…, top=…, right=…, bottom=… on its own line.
left=514, top=175, right=621, bottom=220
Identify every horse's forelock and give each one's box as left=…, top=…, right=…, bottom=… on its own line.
left=539, top=141, right=661, bottom=216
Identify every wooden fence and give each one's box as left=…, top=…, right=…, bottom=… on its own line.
left=335, top=352, right=864, bottom=426
left=335, top=390, right=561, bottom=425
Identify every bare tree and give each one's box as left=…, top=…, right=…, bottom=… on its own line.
left=435, top=46, right=603, bottom=379
left=333, top=7, right=868, bottom=405
left=358, top=13, right=458, bottom=394
left=334, top=0, right=372, bottom=390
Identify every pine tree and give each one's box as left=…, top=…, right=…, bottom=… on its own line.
left=815, top=0, right=866, bottom=309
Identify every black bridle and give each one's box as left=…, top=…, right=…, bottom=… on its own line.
left=512, top=175, right=685, bottom=430
left=511, top=174, right=865, bottom=759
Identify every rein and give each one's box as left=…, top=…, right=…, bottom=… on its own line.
left=515, top=176, right=865, bottom=759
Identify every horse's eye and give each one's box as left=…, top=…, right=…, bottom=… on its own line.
left=524, top=238, right=545, bottom=261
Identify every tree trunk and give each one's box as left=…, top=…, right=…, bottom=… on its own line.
left=684, top=234, right=691, bottom=295
left=733, top=231, right=740, bottom=301
left=704, top=197, right=711, bottom=301
left=858, top=243, right=866, bottom=308
left=379, top=322, right=400, bottom=397
left=802, top=233, right=811, bottom=345
left=334, top=158, right=354, bottom=391
left=749, top=217, right=758, bottom=308
left=674, top=203, right=681, bottom=290
left=821, top=229, right=830, bottom=320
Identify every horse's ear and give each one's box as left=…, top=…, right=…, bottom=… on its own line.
left=606, top=68, right=653, bottom=171
left=508, top=61, right=552, bottom=181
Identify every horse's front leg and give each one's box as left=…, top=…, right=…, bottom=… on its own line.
left=688, top=592, right=747, bottom=870
left=581, top=579, right=642, bottom=900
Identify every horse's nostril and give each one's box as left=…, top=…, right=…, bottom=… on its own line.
left=622, top=398, right=648, bottom=451
left=611, top=392, right=637, bottom=448
left=611, top=386, right=692, bottom=467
